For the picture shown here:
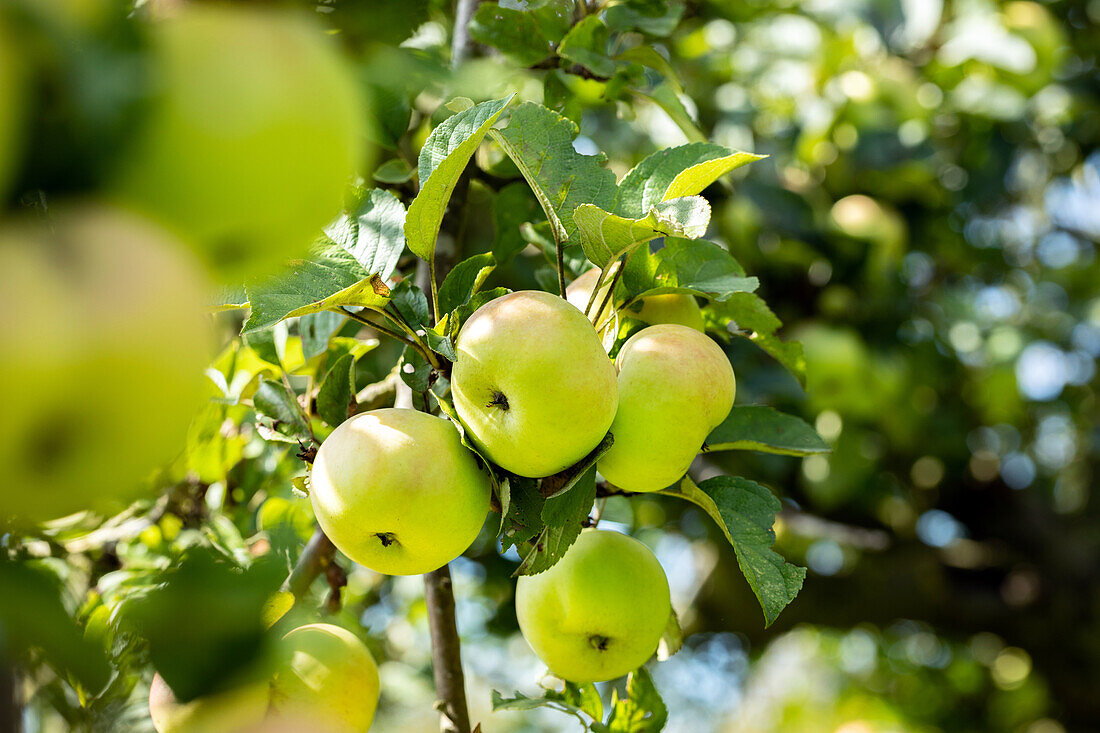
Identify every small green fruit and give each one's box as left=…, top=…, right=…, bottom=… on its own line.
left=269, top=624, right=380, bottom=733
left=452, top=290, right=618, bottom=478
left=516, top=530, right=671, bottom=683
left=149, top=673, right=270, bottom=733
left=628, top=293, right=705, bottom=332
left=598, top=325, right=734, bottom=492
left=113, top=4, right=365, bottom=280
left=309, top=408, right=491, bottom=575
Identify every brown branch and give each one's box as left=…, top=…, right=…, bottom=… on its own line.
left=424, top=566, right=471, bottom=733
left=451, top=0, right=481, bottom=69
left=0, top=664, right=20, bottom=733
left=286, top=528, right=337, bottom=601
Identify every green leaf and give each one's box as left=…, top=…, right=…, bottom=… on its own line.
left=573, top=197, right=711, bottom=270
left=626, top=238, right=758, bottom=302
left=616, top=45, right=682, bottom=94
left=492, top=684, right=603, bottom=726
left=559, top=16, right=617, bottom=78
left=124, top=548, right=282, bottom=702
left=389, top=279, right=430, bottom=331
left=325, top=189, right=407, bottom=281
left=516, top=466, right=598, bottom=576
left=372, top=158, right=416, bottom=184
left=491, top=690, right=557, bottom=712
left=616, top=143, right=765, bottom=218
left=317, top=353, right=355, bottom=427
left=399, top=344, right=431, bottom=394
left=252, top=379, right=310, bottom=441
left=635, top=84, right=705, bottom=143
left=445, top=287, right=511, bottom=339
left=495, top=102, right=618, bottom=243
left=493, top=182, right=542, bottom=264
left=657, top=607, right=683, bottom=661
left=714, top=293, right=806, bottom=386
left=469, top=1, right=572, bottom=66
left=605, top=667, right=668, bottom=733
left=540, top=432, right=615, bottom=500
left=363, top=83, right=411, bottom=151
left=604, top=0, right=685, bottom=36
left=438, top=253, right=496, bottom=315
left=299, top=311, right=346, bottom=361
left=405, top=96, right=514, bottom=261
left=660, top=476, right=805, bottom=626
left=499, top=475, right=546, bottom=552
left=553, top=682, right=604, bottom=723
left=242, top=246, right=391, bottom=333
left=0, top=560, right=110, bottom=694
left=706, top=406, right=829, bottom=456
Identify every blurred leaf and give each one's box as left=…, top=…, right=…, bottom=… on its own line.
left=660, top=476, right=805, bottom=627
left=406, top=96, right=514, bottom=261
left=495, top=102, right=618, bottom=242
left=438, top=253, right=496, bottom=315
left=616, top=45, right=683, bottom=94
left=635, top=84, right=705, bottom=143
left=242, top=246, right=391, bottom=333
left=317, top=352, right=355, bottom=427
left=399, top=344, right=431, bottom=394
left=299, top=311, right=346, bottom=361
left=714, top=293, right=806, bottom=386
left=604, top=0, right=684, bottom=36
left=559, top=16, right=617, bottom=77
left=469, top=1, right=571, bottom=66
left=325, top=188, right=407, bottom=281
left=372, top=158, right=415, bottom=184
left=362, top=82, right=412, bottom=150
left=706, top=406, right=830, bottom=456
left=0, top=560, right=110, bottom=693
left=493, top=182, right=542, bottom=264
left=253, top=379, right=310, bottom=441
left=573, top=197, right=711, bottom=270
left=603, top=667, right=668, bottom=732
left=616, top=143, right=765, bottom=218
left=126, top=548, right=282, bottom=701
left=656, top=608, right=683, bottom=661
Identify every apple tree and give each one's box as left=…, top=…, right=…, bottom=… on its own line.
left=0, top=1, right=840, bottom=731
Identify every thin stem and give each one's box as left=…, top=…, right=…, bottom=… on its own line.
left=593, top=255, right=628, bottom=325
left=424, top=566, right=471, bottom=733
left=451, top=0, right=479, bottom=69
left=286, top=528, right=336, bottom=600
left=556, top=237, right=568, bottom=298
left=383, top=305, right=446, bottom=372
left=429, top=258, right=441, bottom=325
left=590, top=498, right=608, bottom=528
left=338, top=307, right=410, bottom=346
left=583, top=267, right=607, bottom=318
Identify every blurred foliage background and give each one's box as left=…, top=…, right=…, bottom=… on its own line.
left=1, top=0, right=1097, bottom=731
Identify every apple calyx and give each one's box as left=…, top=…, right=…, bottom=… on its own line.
left=487, top=390, right=510, bottom=411
left=588, top=634, right=611, bottom=651
left=374, top=532, right=398, bottom=547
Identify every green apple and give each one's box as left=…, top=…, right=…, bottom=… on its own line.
left=269, top=624, right=380, bottom=733
left=149, top=673, right=270, bottom=733
left=567, top=267, right=704, bottom=338
left=627, top=293, right=705, bottom=332
left=112, top=4, right=365, bottom=281
left=516, top=529, right=671, bottom=683
left=0, top=204, right=211, bottom=526
left=451, top=290, right=618, bottom=477
left=309, top=408, right=491, bottom=575
left=598, top=324, right=735, bottom=492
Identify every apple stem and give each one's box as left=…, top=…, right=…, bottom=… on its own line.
left=424, top=565, right=472, bottom=733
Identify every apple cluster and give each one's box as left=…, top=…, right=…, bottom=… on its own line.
left=307, top=284, right=736, bottom=688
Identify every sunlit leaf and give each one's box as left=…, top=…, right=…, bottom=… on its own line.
left=573, top=197, right=711, bottom=270
left=706, top=406, right=829, bottom=456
